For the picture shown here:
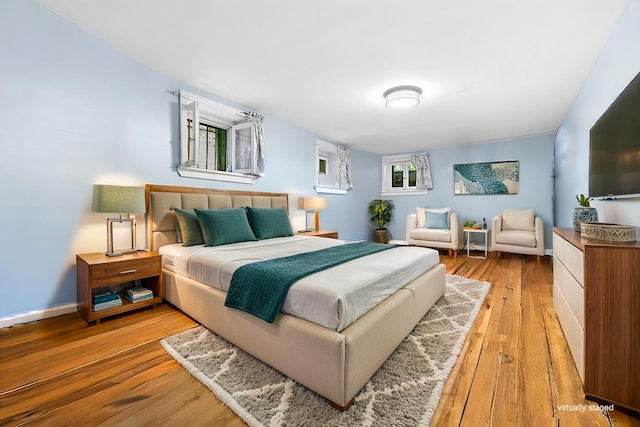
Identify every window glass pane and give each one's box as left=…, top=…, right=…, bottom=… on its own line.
left=216, top=128, right=227, bottom=171
left=392, top=164, right=404, bottom=187
left=195, top=122, right=226, bottom=171
left=318, top=158, right=327, bottom=175
left=197, top=125, right=208, bottom=169
left=206, top=127, right=217, bottom=170
left=408, top=170, right=417, bottom=187
left=407, top=162, right=416, bottom=187
left=234, top=126, right=252, bottom=170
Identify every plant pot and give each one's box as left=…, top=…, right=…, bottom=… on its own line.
left=374, top=229, right=389, bottom=244
left=572, top=207, right=598, bottom=232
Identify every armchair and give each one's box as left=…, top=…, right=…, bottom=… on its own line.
left=491, top=209, right=544, bottom=260
left=406, top=208, right=462, bottom=257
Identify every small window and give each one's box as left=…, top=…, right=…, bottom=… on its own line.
left=177, top=90, right=261, bottom=183
left=381, top=155, right=425, bottom=196
left=315, top=140, right=351, bottom=194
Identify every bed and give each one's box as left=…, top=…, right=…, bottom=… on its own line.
left=146, top=184, right=446, bottom=409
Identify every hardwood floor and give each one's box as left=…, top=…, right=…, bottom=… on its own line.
left=1, top=253, right=639, bottom=426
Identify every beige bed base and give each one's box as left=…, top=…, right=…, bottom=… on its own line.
left=146, top=184, right=446, bottom=409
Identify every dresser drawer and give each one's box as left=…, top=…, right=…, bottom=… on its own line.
left=563, top=240, right=584, bottom=284
left=552, top=232, right=564, bottom=261
left=553, top=256, right=584, bottom=328
left=90, top=256, right=160, bottom=286
left=553, top=282, right=585, bottom=383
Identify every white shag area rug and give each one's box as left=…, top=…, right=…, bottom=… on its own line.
left=161, top=275, right=490, bottom=427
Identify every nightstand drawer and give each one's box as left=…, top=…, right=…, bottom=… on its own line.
left=91, top=257, right=160, bottom=286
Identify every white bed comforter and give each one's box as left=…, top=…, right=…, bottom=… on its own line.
left=160, top=236, right=440, bottom=331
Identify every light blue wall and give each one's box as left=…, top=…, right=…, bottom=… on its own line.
left=0, top=1, right=379, bottom=319
left=384, top=135, right=555, bottom=249
left=555, top=0, right=640, bottom=234
left=6, top=0, right=620, bottom=321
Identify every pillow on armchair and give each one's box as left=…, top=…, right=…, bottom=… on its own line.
left=416, top=207, right=450, bottom=228
left=501, top=209, right=535, bottom=231
left=425, top=211, right=450, bottom=229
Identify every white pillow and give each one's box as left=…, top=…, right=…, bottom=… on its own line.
left=416, top=207, right=450, bottom=228
left=502, top=209, right=535, bottom=231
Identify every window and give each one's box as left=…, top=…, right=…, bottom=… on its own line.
left=381, top=154, right=427, bottom=196
left=177, top=90, right=263, bottom=183
left=315, top=140, right=351, bottom=194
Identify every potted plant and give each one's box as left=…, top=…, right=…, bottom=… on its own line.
left=368, top=199, right=394, bottom=243
left=572, top=194, right=599, bottom=232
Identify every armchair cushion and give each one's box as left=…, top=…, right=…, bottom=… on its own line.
left=410, top=228, right=452, bottom=243
left=501, top=209, right=535, bottom=231
left=495, top=229, right=537, bottom=248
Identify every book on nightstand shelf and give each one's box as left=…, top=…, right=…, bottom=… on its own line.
left=92, top=295, right=122, bottom=311
left=124, top=286, right=153, bottom=303
left=92, top=290, right=120, bottom=305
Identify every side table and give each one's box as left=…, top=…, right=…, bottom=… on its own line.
left=463, top=228, right=490, bottom=259
left=76, top=251, right=162, bottom=324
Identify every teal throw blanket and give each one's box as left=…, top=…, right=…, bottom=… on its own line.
left=224, top=241, right=394, bottom=323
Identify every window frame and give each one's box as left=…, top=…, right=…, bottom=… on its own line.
left=177, top=90, right=260, bottom=184
left=381, top=154, right=428, bottom=196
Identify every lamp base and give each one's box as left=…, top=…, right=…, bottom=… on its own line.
left=106, top=216, right=137, bottom=256
left=305, top=210, right=320, bottom=232
left=106, top=248, right=139, bottom=257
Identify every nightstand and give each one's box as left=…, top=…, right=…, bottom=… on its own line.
left=296, top=229, right=339, bottom=239
left=76, top=251, right=162, bottom=324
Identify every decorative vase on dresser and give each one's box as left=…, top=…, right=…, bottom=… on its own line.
left=572, top=207, right=598, bottom=232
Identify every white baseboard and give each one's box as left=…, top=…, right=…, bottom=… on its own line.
left=0, top=304, right=78, bottom=329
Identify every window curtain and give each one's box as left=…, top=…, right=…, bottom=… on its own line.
left=242, top=112, right=265, bottom=173
left=410, top=152, right=433, bottom=190
left=336, top=146, right=352, bottom=189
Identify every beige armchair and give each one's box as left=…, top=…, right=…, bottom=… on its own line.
left=491, top=209, right=544, bottom=260
left=406, top=208, right=462, bottom=257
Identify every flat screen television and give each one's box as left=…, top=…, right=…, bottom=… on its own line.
left=589, top=71, right=640, bottom=199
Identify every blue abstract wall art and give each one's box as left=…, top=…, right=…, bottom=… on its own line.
left=453, top=161, right=519, bottom=195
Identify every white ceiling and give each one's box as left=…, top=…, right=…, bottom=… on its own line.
left=41, top=0, right=629, bottom=154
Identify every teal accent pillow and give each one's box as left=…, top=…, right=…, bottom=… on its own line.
left=425, top=211, right=449, bottom=229
left=195, top=208, right=257, bottom=246
left=245, top=207, right=293, bottom=239
left=174, top=208, right=204, bottom=246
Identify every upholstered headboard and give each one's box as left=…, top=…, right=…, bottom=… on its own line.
left=145, top=184, right=289, bottom=252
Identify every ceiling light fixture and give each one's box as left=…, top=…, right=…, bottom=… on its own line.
left=383, top=85, right=423, bottom=109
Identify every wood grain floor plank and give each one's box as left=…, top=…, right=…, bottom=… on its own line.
left=454, top=257, right=514, bottom=426
left=515, top=258, right=555, bottom=425
left=489, top=256, right=521, bottom=426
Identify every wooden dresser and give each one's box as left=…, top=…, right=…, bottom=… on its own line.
left=552, top=227, right=640, bottom=412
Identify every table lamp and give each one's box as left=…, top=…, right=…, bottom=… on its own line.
left=302, top=197, right=327, bottom=231
left=92, top=185, right=146, bottom=256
